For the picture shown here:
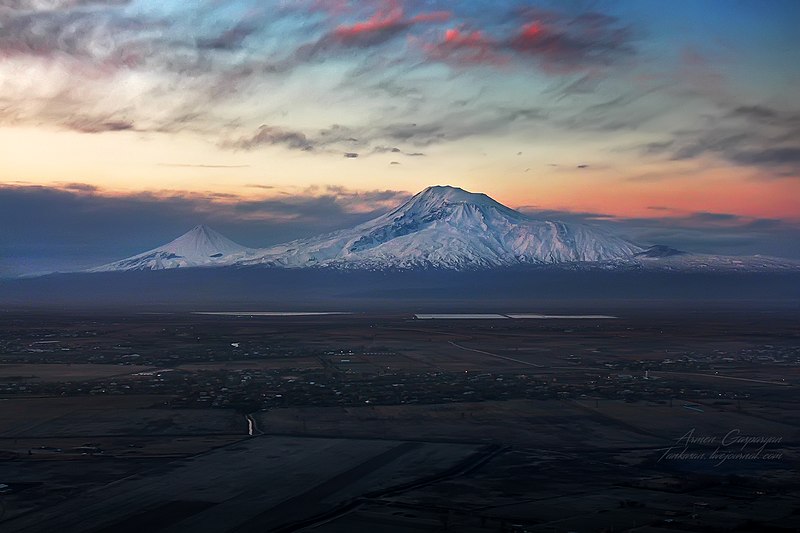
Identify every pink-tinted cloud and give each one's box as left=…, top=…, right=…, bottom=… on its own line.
left=331, top=0, right=450, bottom=47
left=425, top=10, right=634, bottom=74
left=285, top=0, right=451, bottom=69
left=425, top=27, right=507, bottom=66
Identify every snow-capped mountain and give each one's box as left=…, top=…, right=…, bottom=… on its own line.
left=89, top=186, right=800, bottom=273
left=90, top=224, right=254, bottom=272
left=240, top=185, right=645, bottom=269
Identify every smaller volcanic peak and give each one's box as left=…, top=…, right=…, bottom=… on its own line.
left=90, top=225, right=253, bottom=272
left=157, top=225, right=249, bottom=259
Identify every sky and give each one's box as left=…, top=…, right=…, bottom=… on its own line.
left=1, top=0, right=799, bottom=275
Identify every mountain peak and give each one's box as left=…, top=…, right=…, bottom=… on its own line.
left=391, top=185, right=513, bottom=220
left=89, top=225, right=251, bottom=272
left=416, top=185, right=496, bottom=204
left=159, top=224, right=249, bottom=257
left=419, top=184, right=471, bottom=197
left=182, top=224, right=219, bottom=241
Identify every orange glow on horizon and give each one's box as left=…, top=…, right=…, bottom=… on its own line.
left=1, top=126, right=798, bottom=224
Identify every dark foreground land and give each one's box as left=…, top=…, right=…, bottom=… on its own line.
left=0, top=307, right=799, bottom=532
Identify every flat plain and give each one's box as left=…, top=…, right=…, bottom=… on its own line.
left=0, top=307, right=798, bottom=531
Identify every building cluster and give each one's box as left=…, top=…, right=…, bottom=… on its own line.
left=2, top=328, right=797, bottom=407
left=0, top=361, right=761, bottom=409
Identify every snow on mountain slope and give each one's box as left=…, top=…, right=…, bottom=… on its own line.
left=88, top=187, right=800, bottom=273
left=90, top=225, right=254, bottom=272
left=238, top=185, right=646, bottom=269
left=635, top=253, right=800, bottom=272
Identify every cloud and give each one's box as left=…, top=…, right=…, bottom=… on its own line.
left=220, top=125, right=315, bottom=152
left=1, top=1, right=130, bottom=9
left=329, top=1, right=450, bottom=48
left=58, top=182, right=100, bottom=192
left=222, top=110, right=544, bottom=154
left=728, top=147, right=800, bottom=167
left=676, top=47, right=727, bottom=97
left=425, top=9, right=635, bottom=73
left=0, top=3, right=161, bottom=67
left=371, top=145, right=425, bottom=156
left=518, top=206, right=800, bottom=259
left=425, top=28, right=505, bottom=66
left=305, top=0, right=350, bottom=16
left=0, top=1, right=301, bottom=137
left=195, top=20, right=257, bottom=51
left=217, top=101, right=543, bottom=153
left=545, top=72, right=604, bottom=100
left=1, top=0, right=792, bottom=186
left=360, top=106, right=545, bottom=148
left=219, top=123, right=366, bottom=154
left=379, top=122, right=445, bottom=144
left=372, top=146, right=402, bottom=153
left=287, top=0, right=450, bottom=66
left=64, top=116, right=134, bottom=133
left=617, top=214, right=800, bottom=257
left=556, top=83, right=668, bottom=132
left=0, top=0, right=642, bottom=156
left=0, top=3, right=211, bottom=135
left=639, top=102, right=800, bottom=176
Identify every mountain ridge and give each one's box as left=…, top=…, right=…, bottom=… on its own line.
left=86, top=186, right=800, bottom=273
